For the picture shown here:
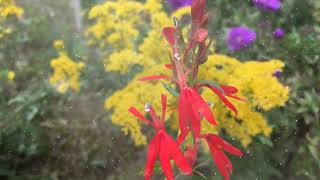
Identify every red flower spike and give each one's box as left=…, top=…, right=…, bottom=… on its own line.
left=201, top=134, right=243, bottom=180
left=128, top=95, right=193, bottom=180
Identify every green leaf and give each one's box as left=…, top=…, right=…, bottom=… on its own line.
left=26, top=106, right=39, bottom=121
left=162, top=82, right=179, bottom=97
left=197, top=80, right=224, bottom=93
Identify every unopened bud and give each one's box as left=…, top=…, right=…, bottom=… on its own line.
left=173, top=17, right=179, bottom=27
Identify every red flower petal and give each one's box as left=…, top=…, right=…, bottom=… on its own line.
left=208, top=143, right=230, bottom=180
left=190, top=88, right=217, bottom=125
left=128, top=107, right=154, bottom=127
left=191, top=0, right=206, bottom=23
left=164, top=133, right=193, bottom=175
left=177, top=127, right=190, bottom=145
left=185, top=143, right=199, bottom=166
left=190, top=104, right=201, bottom=138
left=139, top=75, right=170, bottom=81
left=178, top=91, right=189, bottom=134
left=206, top=134, right=243, bottom=157
left=164, top=64, right=172, bottom=69
left=159, top=136, right=174, bottom=180
left=221, top=85, right=238, bottom=94
left=215, top=147, right=233, bottom=174
left=145, top=135, right=160, bottom=180
left=200, top=12, right=209, bottom=27
left=194, top=28, right=208, bottom=43
left=162, top=27, right=176, bottom=47
left=210, top=87, right=238, bottom=115
left=149, top=106, right=160, bottom=124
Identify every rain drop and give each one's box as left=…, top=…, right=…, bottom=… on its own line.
left=207, top=101, right=214, bottom=107
left=174, top=53, right=181, bottom=61
left=145, top=102, right=151, bottom=112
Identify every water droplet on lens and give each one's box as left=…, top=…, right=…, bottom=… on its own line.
left=174, top=53, right=181, bottom=61
left=207, top=101, right=214, bottom=107
left=145, top=102, right=151, bottom=112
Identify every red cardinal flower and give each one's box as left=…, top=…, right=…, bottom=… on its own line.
left=130, top=1, right=246, bottom=179
left=178, top=86, right=217, bottom=138
left=140, top=28, right=217, bottom=139
left=195, top=83, right=246, bottom=115
left=201, top=134, right=243, bottom=180
left=128, top=94, right=192, bottom=180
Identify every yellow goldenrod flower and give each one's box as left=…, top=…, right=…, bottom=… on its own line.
left=7, top=70, right=15, bottom=81
left=49, top=41, right=85, bottom=93
left=0, top=0, right=23, bottom=39
left=0, top=0, right=23, bottom=18
left=53, top=40, right=65, bottom=50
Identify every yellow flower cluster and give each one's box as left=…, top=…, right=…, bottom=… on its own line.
left=87, top=0, right=191, bottom=74
left=0, top=0, right=23, bottom=39
left=88, top=0, right=289, bottom=147
left=7, top=70, right=15, bottom=81
left=49, top=40, right=85, bottom=93
left=86, top=0, right=144, bottom=49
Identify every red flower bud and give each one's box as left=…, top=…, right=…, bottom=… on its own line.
left=191, top=0, right=206, bottom=24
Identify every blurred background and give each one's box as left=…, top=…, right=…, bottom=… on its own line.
left=0, top=0, right=319, bottom=179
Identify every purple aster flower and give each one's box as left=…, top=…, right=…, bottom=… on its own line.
left=273, top=28, right=285, bottom=39
left=227, top=26, right=257, bottom=51
left=252, top=0, right=281, bottom=12
left=168, top=0, right=192, bottom=10
left=272, top=70, right=282, bottom=78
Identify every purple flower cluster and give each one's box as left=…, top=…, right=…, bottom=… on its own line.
left=252, top=0, right=281, bottom=12
left=227, top=27, right=256, bottom=51
left=272, top=70, right=282, bottom=78
left=273, top=28, right=285, bottom=39
left=168, top=0, right=192, bottom=10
